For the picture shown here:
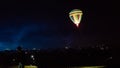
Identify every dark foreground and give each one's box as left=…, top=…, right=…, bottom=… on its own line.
left=0, top=45, right=115, bottom=68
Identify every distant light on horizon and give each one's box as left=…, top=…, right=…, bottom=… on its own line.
left=32, top=48, right=36, bottom=50
left=65, top=46, right=69, bottom=49
left=25, top=52, right=28, bottom=54
left=31, top=55, right=34, bottom=58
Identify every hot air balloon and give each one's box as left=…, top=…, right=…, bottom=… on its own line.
left=69, top=9, right=83, bottom=27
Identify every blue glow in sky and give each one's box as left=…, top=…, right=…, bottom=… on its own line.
left=0, top=0, right=118, bottom=50
left=0, top=18, right=65, bottom=50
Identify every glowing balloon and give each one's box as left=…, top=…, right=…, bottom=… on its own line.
left=69, top=9, right=83, bottom=27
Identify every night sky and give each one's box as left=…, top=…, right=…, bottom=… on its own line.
left=0, top=0, right=119, bottom=50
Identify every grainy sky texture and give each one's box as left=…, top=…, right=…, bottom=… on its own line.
left=0, top=0, right=119, bottom=50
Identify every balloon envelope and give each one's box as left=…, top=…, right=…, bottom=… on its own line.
left=69, top=9, right=83, bottom=27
